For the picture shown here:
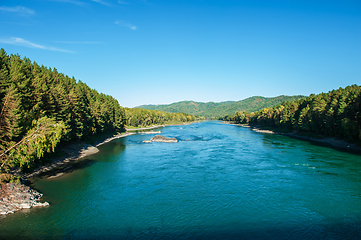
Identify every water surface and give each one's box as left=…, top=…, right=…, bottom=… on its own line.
left=1, top=121, right=361, bottom=239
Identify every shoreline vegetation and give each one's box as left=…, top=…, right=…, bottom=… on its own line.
left=0, top=122, right=193, bottom=216
left=137, top=95, right=306, bottom=119
left=25, top=123, right=191, bottom=180
left=0, top=48, right=203, bottom=216
left=221, top=85, right=361, bottom=154
left=2, top=120, right=361, bottom=216
left=0, top=47, right=202, bottom=184
left=0, top=48, right=360, bottom=217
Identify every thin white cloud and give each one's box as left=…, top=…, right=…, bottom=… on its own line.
left=0, top=37, right=74, bottom=53
left=55, top=41, right=102, bottom=44
left=47, top=0, right=86, bottom=6
left=115, top=20, right=137, bottom=30
left=91, top=0, right=111, bottom=6
left=0, top=6, right=35, bottom=15
left=118, top=0, right=128, bottom=4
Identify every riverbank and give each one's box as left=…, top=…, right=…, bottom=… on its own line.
left=1, top=122, right=194, bottom=216
left=14, top=124, right=186, bottom=181
left=1, top=131, right=137, bottom=216
left=224, top=122, right=361, bottom=154
left=23, top=132, right=136, bottom=180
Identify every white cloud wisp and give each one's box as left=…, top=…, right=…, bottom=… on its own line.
left=47, top=0, right=87, bottom=6
left=0, top=6, right=35, bottom=15
left=0, top=37, right=74, bottom=53
left=115, top=20, right=137, bottom=30
left=91, top=0, right=111, bottom=6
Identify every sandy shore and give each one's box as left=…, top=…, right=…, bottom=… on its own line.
left=11, top=121, right=361, bottom=180
left=22, top=132, right=136, bottom=180
left=20, top=123, right=193, bottom=180
left=1, top=122, right=200, bottom=216
left=1, top=130, right=152, bottom=216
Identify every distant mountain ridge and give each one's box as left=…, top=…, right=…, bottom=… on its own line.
left=137, top=95, right=306, bottom=118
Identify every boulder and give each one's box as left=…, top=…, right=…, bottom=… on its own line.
left=143, top=135, right=178, bottom=143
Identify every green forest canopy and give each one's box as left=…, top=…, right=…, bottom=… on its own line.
left=223, top=85, right=361, bottom=144
left=137, top=95, right=305, bottom=118
left=0, top=48, right=198, bottom=173
left=1, top=47, right=359, bottom=177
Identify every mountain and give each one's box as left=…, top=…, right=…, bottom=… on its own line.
left=137, top=95, right=306, bottom=118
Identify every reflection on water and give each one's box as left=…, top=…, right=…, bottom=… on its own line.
left=1, top=121, right=361, bottom=239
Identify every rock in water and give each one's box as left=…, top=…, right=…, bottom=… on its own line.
left=143, top=135, right=178, bottom=143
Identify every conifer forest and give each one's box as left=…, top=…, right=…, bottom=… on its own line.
left=0, top=48, right=197, bottom=173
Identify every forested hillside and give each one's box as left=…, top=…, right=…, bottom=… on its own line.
left=0, top=48, right=197, bottom=173
left=138, top=95, right=305, bottom=118
left=224, top=85, right=361, bottom=144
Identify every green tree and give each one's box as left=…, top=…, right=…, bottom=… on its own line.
left=0, top=85, right=22, bottom=151
left=0, top=117, right=67, bottom=172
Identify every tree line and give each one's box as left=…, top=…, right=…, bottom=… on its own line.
left=0, top=48, right=198, bottom=174
left=138, top=95, right=305, bottom=119
left=124, top=108, right=199, bottom=127
left=222, top=85, right=361, bottom=144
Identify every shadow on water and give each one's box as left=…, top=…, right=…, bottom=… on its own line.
left=97, top=138, right=127, bottom=161
left=282, top=134, right=361, bottom=156
left=307, top=140, right=361, bottom=156
left=28, top=158, right=97, bottom=184
left=2, top=220, right=361, bottom=240
left=3, top=122, right=361, bottom=240
left=29, top=138, right=128, bottom=183
left=261, top=132, right=361, bottom=156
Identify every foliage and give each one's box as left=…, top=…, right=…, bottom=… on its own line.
left=224, top=85, right=361, bottom=144
left=124, top=108, right=201, bottom=127
left=0, top=48, right=199, bottom=173
left=0, top=84, right=22, bottom=152
left=0, top=117, right=67, bottom=172
left=137, top=95, right=305, bottom=118
left=0, top=173, right=20, bottom=184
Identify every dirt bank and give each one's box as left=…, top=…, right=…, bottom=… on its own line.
left=23, top=132, right=136, bottom=180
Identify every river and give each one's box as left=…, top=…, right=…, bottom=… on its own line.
left=1, top=121, right=361, bottom=239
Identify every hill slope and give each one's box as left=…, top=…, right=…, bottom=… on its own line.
left=137, top=95, right=306, bottom=118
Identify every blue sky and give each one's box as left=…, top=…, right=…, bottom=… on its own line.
left=1, top=0, right=360, bottom=107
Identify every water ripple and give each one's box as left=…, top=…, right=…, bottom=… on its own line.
left=1, top=121, right=361, bottom=239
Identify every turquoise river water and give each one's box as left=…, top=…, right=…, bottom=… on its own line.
left=1, top=121, right=361, bottom=239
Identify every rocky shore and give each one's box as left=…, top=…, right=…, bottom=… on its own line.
left=0, top=132, right=136, bottom=216
left=0, top=123, right=194, bottom=216
left=0, top=182, right=49, bottom=215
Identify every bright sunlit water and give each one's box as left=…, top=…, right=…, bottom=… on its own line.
left=1, top=121, right=361, bottom=239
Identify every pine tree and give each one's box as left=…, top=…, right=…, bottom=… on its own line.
left=0, top=85, right=22, bottom=151
left=0, top=117, right=67, bottom=172
left=0, top=48, right=10, bottom=103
